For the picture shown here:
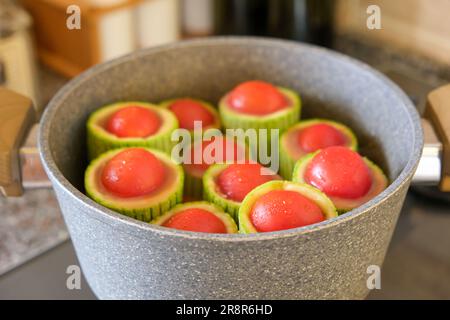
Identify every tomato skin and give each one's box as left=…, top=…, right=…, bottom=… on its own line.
left=250, top=190, right=324, bottom=232
left=106, top=106, right=161, bottom=138
left=163, top=208, right=227, bottom=233
left=217, top=163, right=277, bottom=202
left=101, top=148, right=165, bottom=198
left=168, top=99, right=215, bottom=130
left=297, top=123, right=347, bottom=153
left=227, top=80, right=288, bottom=115
left=304, top=146, right=372, bottom=199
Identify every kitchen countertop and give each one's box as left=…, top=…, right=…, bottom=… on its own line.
left=0, top=35, right=449, bottom=299
left=369, top=191, right=450, bottom=299
left=0, top=189, right=68, bottom=275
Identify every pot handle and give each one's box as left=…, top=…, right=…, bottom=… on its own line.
left=416, top=84, right=450, bottom=192
left=0, top=87, right=36, bottom=196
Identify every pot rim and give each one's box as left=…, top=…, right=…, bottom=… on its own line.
left=39, top=36, right=423, bottom=242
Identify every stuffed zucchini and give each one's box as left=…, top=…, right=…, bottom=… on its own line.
left=292, top=146, right=388, bottom=213
left=159, top=98, right=221, bottom=136
left=203, top=162, right=281, bottom=221
left=219, top=80, right=301, bottom=158
left=279, top=119, right=358, bottom=178
left=182, top=134, right=251, bottom=199
left=238, top=180, right=337, bottom=234
left=85, top=147, right=183, bottom=222
left=87, top=102, right=178, bottom=160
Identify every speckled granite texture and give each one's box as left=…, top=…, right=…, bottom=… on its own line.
left=0, top=189, right=68, bottom=275
left=39, top=37, right=422, bottom=299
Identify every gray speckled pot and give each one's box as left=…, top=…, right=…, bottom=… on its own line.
left=39, top=37, right=422, bottom=299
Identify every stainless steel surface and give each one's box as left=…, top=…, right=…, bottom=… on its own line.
left=412, top=119, right=443, bottom=186
left=20, top=124, right=51, bottom=189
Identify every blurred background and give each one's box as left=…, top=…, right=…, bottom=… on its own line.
left=2, top=0, right=450, bottom=110
left=0, top=0, right=449, bottom=299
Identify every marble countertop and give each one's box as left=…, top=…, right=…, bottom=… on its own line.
left=0, top=189, right=68, bottom=275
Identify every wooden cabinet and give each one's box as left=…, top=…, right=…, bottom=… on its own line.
left=20, top=0, right=180, bottom=77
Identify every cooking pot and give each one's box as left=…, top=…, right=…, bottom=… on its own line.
left=1, top=37, right=449, bottom=299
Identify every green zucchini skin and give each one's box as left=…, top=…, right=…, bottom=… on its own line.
left=203, top=163, right=241, bottom=222
left=238, top=180, right=337, bottom=234
left=279, top=119, right=358, bottom=179
left=85, top=147, right=184, bottom=222
left=292, top=151, right=388, bottom=214
left=151, top=201, right=238, bottom=234
left=87, top=102, right=178, bottom=160
left=219, top=87, right=301, bottom=161
left=184, top=172, right=204, bottom=200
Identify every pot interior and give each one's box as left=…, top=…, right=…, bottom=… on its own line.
left=43, top=38, right=420, bottom=201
